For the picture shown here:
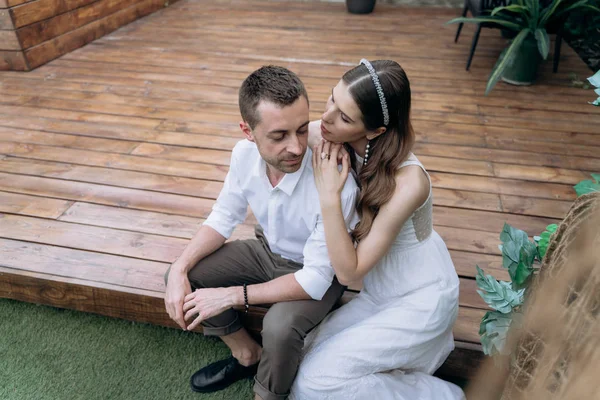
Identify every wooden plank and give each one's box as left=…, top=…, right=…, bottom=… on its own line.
left=130, top=143, right=230, bottom=166
left=0, top=171, right=218, bottom=218
left=0, top=213, right=188, bottom=262
left=0, top=6, right=14, bottom=29
left=0, top=126, right=139, bottom=153
left=59, top=201, right=256, bottom=241
left=24, top=0, right=173, bottom=69
left=0, top=141, right=229, bottom=181
left=0, top=49, right=27, bottom=70
left=429, top=172, right=576, bottom=202
left=415, top=143, right=599, bottom=172
left=0, top=29, right=20, bottom=50
left=0, top=121, right=240, bottom=152
left=10, top=0, right=37, bottom=6
left=437, top=226, right=500, bottom=256
left=450, top=251, right=508, bottom=281
left=0, top=156, right=224, bottom=199
left=500, top=195, right=572, bottom=220
left=0, top=104, right=162, bottom=129
left=17, top=0, right=142, bottom=49
left=433, top=206, right=559, bottom=236
left=0, top=190, right=73, bottom=218
left=434, top=188, right=571, bottom=219
left=0, top=238, right=168, bottom=291
left=10, top=0, right=100, bottom=29
left=0, top=265, right=177, bottom=329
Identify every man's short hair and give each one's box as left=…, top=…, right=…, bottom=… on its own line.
left=239, top=65, right=308, bottom=129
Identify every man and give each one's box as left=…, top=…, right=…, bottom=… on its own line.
left=164, top=65, right=359, bottom=400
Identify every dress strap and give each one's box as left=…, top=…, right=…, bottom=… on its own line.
left=399, top=154, right=432, bottom=211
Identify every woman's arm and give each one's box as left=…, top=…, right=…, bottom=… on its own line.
left=314, top=142, right=429, bottom=284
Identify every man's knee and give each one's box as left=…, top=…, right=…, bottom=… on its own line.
left=262, top=304, right=306, bottom=350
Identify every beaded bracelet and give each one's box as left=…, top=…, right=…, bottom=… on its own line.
left=243, top=283, right=249, bottom=313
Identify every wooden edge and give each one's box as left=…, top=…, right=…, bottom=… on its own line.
left=0, top=28, right=20, bottom=50
left=23, top=0, right=180, bottom=70
left=0, top=49, right=28, bottom=70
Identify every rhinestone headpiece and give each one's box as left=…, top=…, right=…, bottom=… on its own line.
left=359, top=59, right=389, bottom=126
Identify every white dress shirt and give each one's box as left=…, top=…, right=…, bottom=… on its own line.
left=203, top=139, right=360, bottom=300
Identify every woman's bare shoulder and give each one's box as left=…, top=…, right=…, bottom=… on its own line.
left=391, top=164, right=430, bottom=209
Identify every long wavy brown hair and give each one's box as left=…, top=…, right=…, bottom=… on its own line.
left=343, top=60, right=415, bottom=242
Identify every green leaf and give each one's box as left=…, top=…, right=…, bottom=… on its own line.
left=476, top=266, right=524, bottom=313
left=573, top=174, right=600, bottom=196
left=491, top=4, right=530, bottom=16
left=502, top=241, right=521, bottom=270
left=539, top=0, right=564, bottom=26
left=480, top=311, right=514, bottom=355
left=512, top=255, right=534, bottom=288
left=500, top=223, right=529, bottom=247
left=485, top=29, right=531, bottom=96
left=535, top=29, right=549, bottom=59
left=537, top=223, right=558, bottom=259
left=446, top=17, right=522, bottom=31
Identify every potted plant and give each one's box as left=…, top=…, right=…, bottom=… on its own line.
left=346, top=0, right=377, bottom=14
left=447, top=0, right=600, bottom=95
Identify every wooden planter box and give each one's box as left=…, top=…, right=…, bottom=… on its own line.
left=0, top=0, right=178, bottom=71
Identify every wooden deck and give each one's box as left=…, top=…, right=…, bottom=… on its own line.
left=0, top=0, right=597, bottom=379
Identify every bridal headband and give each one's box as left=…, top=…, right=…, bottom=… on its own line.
left=359, top=59, right=389, bottom=126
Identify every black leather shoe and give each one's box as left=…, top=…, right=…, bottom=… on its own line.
left=190, top=357, right=258, bottom=393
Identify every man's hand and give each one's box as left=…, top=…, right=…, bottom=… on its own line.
left=183, top=287, right=240, bottom=331
left=164, top=269, right=192, bottom=330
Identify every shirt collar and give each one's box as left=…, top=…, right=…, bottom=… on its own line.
left=254, top=149, right=310, bottom=196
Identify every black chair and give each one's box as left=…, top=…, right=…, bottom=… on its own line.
left=454, top=0, right=511, bottom=71
left=455, top=0, right=563, bottom=72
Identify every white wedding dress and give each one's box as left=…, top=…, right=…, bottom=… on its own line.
left=289, top=154, right=465, bottom=400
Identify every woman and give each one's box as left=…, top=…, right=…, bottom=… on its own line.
left=289, top=60, right=464, bottom=399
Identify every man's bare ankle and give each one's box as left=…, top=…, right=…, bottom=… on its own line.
left=234, top=346, right=262, bottom=366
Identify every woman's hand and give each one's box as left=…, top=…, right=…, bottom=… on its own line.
left=312, top=139, right=350, bottom=205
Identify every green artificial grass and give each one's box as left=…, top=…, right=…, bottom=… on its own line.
left=0, top=298, right=253, bottom=400
left=1, top=298, right=469, bottom=399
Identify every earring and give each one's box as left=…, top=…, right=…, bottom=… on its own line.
left=363, top=140, right=370, bottom=166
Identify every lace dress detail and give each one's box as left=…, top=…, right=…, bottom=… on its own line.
left=289, top=154, right=464, bottom=400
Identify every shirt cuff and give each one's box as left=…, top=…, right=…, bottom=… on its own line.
left=202, top=214, right=235, bottom=239
left=294, top=268, right=332, bottom=300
